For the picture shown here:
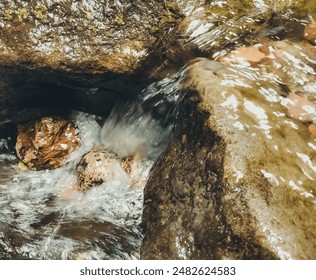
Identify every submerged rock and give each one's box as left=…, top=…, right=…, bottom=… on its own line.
left=304, top=21, right=316, bottom=42
left=285, top=92, right=316, bottom=123
left=176, top=0, right=312, bottom=53
left=121, top=156, right=134, bottom=175
left=16, top=117, right=80, bottom=170
left=56, top=220, right=141, bottom=260
left=220, top=45, right=268, bottom=67
left=141, top=57, right=316, bottom=259
left=121, top=155, right=153, bottom=188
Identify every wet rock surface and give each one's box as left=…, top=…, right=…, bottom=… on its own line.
left=0, top=111, right=149, bottom=259
left=304, top=21, right=316, bottom=42
left=0, top=0, right=180, bottom=74
left=76, top=150, right=124, bottom=192
left=16, top=117, right=80, bottom=170
left=142, top=47, right=316, bottom=259
left=75, top=150, right=153, bottom=192
left=0, top=0, right=177, bottom=118
left=177, top=0, right=310, bottom=52
left=0, top=0, right=313, bottom=118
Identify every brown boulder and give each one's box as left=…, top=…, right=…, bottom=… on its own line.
left=75, top=150, right=122, bottom=192
left=16, top=117, right=80, bottom=170
left=141, top=58, right=316, bottom=259
left=0, top=0, right=180, bottom=74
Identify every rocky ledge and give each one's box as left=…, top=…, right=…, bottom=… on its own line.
left=0, top=0, right=180, bottom=74
left=141, top=52, right=316, bottom=259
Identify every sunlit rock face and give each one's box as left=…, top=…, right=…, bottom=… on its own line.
left=16, top=117, right=80, bottom=170
left=0, top=0, right=180, bottom=74
left=141, top=40, right=316, bottom=259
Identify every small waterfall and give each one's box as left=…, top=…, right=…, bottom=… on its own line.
left=0, top=74, right=184, bottom=260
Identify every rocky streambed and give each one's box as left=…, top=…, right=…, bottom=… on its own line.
left=0, top=0, right=316, bottom=260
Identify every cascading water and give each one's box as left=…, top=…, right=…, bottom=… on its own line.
left=0, top=74, right=184, bottom=260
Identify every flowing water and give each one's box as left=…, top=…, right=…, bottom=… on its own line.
left=1, top=1, right=316, bottom=260
left=0, top=81, right=182, bottom=259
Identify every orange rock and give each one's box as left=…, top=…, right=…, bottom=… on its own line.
left=121, top=155, right=134, bottom=174
left=304, top=22, right=316, bottom=41
left=16, top=117, right=80, bottom=170
left=285, top=92, right=316, bottom=122
left=222, top=46, right=267, bottom=66
left=308, top=124, right=316, bottom=136
left=76, top=150, right=121, bottom=192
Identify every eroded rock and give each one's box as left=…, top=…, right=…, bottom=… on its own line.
left=16, top=117, right=80, bottom=170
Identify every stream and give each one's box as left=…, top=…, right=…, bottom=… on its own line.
left=0, top=1, right=316, bottom=260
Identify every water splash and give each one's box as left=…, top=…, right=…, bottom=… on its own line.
left=0, top=72, right=185, bottom=259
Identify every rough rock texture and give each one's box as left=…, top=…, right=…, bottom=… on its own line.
left=0, top=0, right=180, bottom=74
left=75, top=150, right=150, bottom=191
left=16, top=117, right=80, bottom=170
left=76, top=150, right=123, bottom=192
left=1, top=0, right=314, bottom=117
left=121, top=155, right=154, bottom=188
left=0, top=0, right=312, bottom=75
left=141, top=55, right=316, bottom=259
left=0, top=0, right=180, bottom=120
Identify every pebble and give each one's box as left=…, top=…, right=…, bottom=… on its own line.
left=285, top=92, right=316, bottom=122
left=221, top=45, right=267, bottom=66
left=304, top=21, right=316, bottom=41
left=308, top=124, right=316, bottom=136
